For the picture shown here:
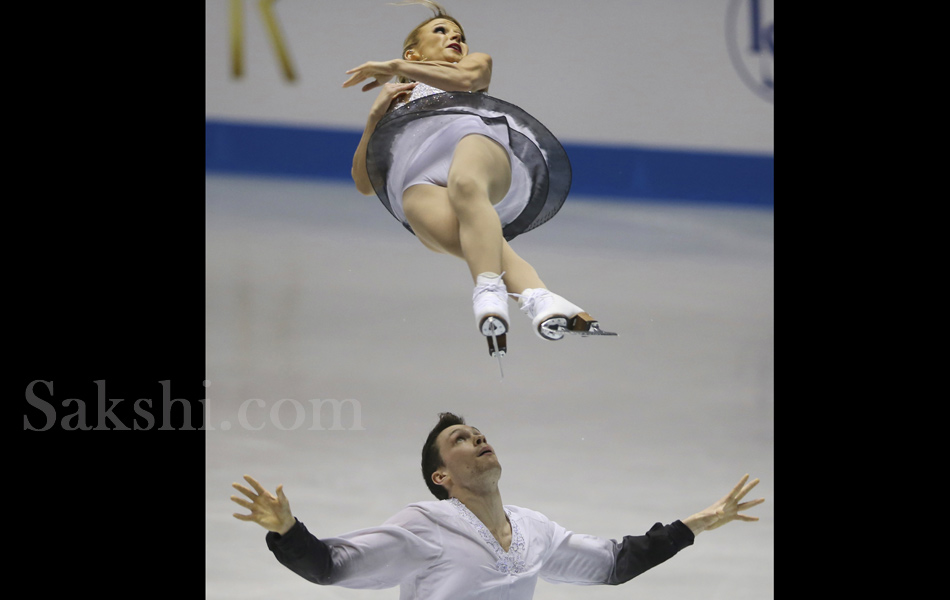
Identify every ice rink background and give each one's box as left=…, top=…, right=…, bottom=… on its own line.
left=205, top=1, right=773, bottom=597
left=204, top=175, right=774, bottom=599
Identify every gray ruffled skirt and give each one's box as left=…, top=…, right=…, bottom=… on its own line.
left=366, top=91, right=571, bottom=241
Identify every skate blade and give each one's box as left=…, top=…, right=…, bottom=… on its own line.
left=483, top=317, right=508, bottom=356
left=480, top=314, right=508, bottom=337
left=541, top=312, right=618, bottom=338
left=538, top=316, right=568, bottom=341
left=483, top=317, right=507, bottom=380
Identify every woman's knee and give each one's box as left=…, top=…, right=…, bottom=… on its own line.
left=447, top=172, right=486, bottom=207
left=448, top=136, right=511, bottom=206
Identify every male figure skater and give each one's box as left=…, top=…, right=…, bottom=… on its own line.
left=232, top=412, right=764, bottom=599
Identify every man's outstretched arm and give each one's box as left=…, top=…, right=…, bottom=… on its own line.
left=231, top=475, right=333, bottom=584
left=607, top=520, right=695, bottom=584
left=612, top=473, right=764, bottom=584
left=231, top=475, right=441, bottom=588
left=265, top=519, right=334, bottom=584
left=542, top=473, right=764, bottom=586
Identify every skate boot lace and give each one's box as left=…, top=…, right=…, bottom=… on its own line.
left=473, top=272, right=509, bottom=313
left=515, top=288, right=553, bottom=320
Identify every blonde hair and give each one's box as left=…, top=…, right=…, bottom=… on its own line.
left=391, top=1, right=466, bottom=83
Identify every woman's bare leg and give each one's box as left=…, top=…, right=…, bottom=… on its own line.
left=399, top=134, right=602, bottom=342
left=444, top=134, right=511, bottom=281
left=403, top=183, right=596, bottom=341
left=500, top=244, right=546, bottom=294
left=402, top=184, right=546, bottom=293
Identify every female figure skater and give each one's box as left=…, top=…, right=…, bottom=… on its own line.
left=344, top=1, right=611, bottom=358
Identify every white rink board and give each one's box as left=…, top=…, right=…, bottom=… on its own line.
left=205, top=0, right=773, bottom=154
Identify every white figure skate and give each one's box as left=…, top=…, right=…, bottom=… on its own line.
left=472, top=273, right=509, bottom=364
left=518, top=288, right=617, bottom=340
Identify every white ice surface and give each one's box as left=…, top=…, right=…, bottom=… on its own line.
left=205, top=175, right=774, bottom=599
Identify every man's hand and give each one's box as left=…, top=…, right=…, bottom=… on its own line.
left=231, top=475, right=296, bottom=535
left=682, top=474, right=764, bottom=536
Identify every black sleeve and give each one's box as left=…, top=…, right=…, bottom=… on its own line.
left=264, top=519, right=334, bottom=585
left=606, top=520, right=695, bottom=585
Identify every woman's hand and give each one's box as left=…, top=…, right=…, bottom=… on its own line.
left=367, top=81, right=417, bottom=119
left=343, top=60, right=400, bottom=92
left=231, top=475, right=296, bottom=535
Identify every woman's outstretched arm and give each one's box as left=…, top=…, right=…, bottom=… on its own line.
left=351, top=82, right=417, bottom=195
left=343, top=52, right=492, bottom=94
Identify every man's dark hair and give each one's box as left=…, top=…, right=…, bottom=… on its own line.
left=421, top=412, right=465, bottom=500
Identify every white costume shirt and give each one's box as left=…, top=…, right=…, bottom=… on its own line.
left=306, top=499, right=616, bottom=599
left=266, top=498, right=694, bottom=599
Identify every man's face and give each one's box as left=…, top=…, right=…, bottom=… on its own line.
left=433, top=424, right=500, bottom=491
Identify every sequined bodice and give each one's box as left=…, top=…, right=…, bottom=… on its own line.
left=393, top=81, right=477, bottom=109
left=405, top=81, right=445, bottom=103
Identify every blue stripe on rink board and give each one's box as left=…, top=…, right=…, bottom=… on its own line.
left=205, top=120, right=773, bottom=207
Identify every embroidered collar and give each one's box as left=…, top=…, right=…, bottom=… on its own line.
left=448, top=498, right=527, bottom=574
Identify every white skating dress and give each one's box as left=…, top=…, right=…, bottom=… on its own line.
left=366, top=83, right=572, bottom=241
